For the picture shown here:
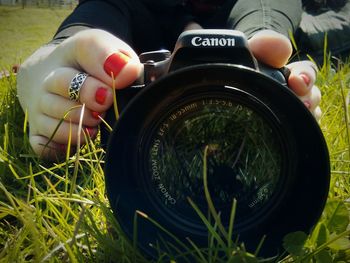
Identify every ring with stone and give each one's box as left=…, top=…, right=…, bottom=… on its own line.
left=68, top=72, right=88, bottom=101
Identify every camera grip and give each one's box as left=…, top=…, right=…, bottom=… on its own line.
left=258, top=63, right=291, bottom=88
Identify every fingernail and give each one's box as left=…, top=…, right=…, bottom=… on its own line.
left=95, top=87, right=107, bottom=105
left=58, top=144, right=67, bottom=152
left=300, top=73, right=310, bottom=86
left=85, top=127, right=95, bottom=137
left=104, top=52, right=130, bottom=78
left=304, top=100, right=311, bottom=109
left=92, top=111, right=101, bottom=119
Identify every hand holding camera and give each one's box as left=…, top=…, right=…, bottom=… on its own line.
left=17, top=28, right=321, bottom=160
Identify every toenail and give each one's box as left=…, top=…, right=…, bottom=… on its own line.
left=95, top=87, right=107, bottom=105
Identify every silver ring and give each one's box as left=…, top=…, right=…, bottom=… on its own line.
left=69, top=72, right=88, bottom=101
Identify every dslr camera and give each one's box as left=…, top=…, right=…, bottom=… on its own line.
left=103, top=30, right=330, bottom=257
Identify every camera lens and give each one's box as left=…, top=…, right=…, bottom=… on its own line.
left=105, top=64, right=330, bottom=257
left=142, top=92, right=284, bottom=227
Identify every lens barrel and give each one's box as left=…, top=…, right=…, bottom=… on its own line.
left=104, top=64, right=330, bottom=258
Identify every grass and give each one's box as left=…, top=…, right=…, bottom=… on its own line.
left=0, top=6, right=72, bottom=68
left=0, top=6, right=350, bottom=263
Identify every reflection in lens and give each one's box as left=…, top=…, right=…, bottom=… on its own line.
left=146, top=95, right=282, bottom=222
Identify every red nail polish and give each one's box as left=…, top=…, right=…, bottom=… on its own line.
left=95, top=87, right=107, bottom=105
left=58, top=144, right=67, bottom=152
left=300, top=73, right=310, bottom=86
left=92, top=111, right=101, bottom=119
left=304, top=100, right=311, bottom=109
left=103, top=52, right=130, bottom=78
left=85, top=127, right=95, bottom=137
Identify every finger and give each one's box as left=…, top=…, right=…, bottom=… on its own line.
left=286, top=61, right=317, bottom=96
left=29, top=135, right=73, bottom=160
left=51, top=29, right=142, bottom=88
left=314, top=106, right=322, bottom=122
left=43, top=67, right=113, bottom=112
left=248, top=30, right=293, bottom=68
left=34, top=114, right=97, bottom=145
left=39, top=93, right=105, bottom=126
left=298, top=85, right=322, bottom=112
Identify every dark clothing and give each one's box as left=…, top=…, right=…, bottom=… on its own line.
left=55, top=0, right=302, bottom=53
left=54, top=0, right=350, bottom=62
left=298, top=0, right=350, bottom=61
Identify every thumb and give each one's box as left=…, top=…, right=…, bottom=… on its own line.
left=51, top=29, right=142, bottom=88
left=248, top=30, right=292, bottom=68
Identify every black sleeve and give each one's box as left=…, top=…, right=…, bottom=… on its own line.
left=227, top=0, right=303, bottom=39
left=53, top=0, right=194, bottom=51
left=54, top=0, right=132, bottom=43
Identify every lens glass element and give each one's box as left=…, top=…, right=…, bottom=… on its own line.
left=145, top=91, right=283, bottom=223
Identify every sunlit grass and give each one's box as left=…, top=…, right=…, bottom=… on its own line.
left=0, top=6, right=72, bottom=68
left=0, top=56, right=350, bottom=262
left=0, top=5, right=350, bottom=263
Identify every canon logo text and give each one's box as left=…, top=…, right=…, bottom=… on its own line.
left=191, top=36, right=236, bottom=47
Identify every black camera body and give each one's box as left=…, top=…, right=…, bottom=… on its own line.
left=103, top=30, right=286, bottom=118
left=104, top=30, right=330, bottom=258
